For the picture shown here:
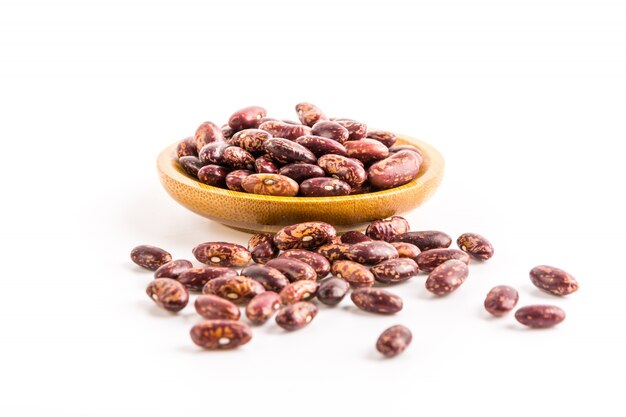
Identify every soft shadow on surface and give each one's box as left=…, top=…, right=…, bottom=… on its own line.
left=524, top=284, right=572, bottom=301
left=477, top=306, right=501, bottom=321
left=142, top=301, right=181, bottom=318
left=340, top=304, right=398, bottom=319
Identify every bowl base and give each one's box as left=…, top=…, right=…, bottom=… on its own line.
left=221, top=222, right=367, bottom=235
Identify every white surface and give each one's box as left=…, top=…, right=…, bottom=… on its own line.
left=1, top=0, right=625, bottom=416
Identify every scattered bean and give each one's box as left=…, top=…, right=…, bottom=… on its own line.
left=529, top=265, right=579, bottom=296
left=278, top=249, right=331, bottom=279
left=248, top=233, right=279, bottom=264
left=154, top=259, right=193, bottom=279
left=202, top=276, right=265, bottom=304
left=177, top=267, right=238, bottom=292
left=190, top=320, right=252, bottom=349
left=371, top=258, right=419, bottom=284
left=265, top=258, right=317, bottom=282
left=351, top=287, right=403, bottom=314
left=345, top=241, right=398, bottom=264
left=425, top=259, right=469, bottom=295
left=246, top=292, right=282, bottom=324
left=366, top=216, right=410, bottom=242
left=394, top=230, right=452, bottom=252
left=484, top=286, right=519, bottom=316
left=280, top=280, right=319, bottom=305
left=146, top=278, right=189, bottom=312
left=331, top=260, right=375, bottom=288
left=130, top=245, right=172, bottom=271
left=515, top=305, right=566, bottom=328
left=192, top=242, right=251, bottom=267
left=376, top=325, right=412, bottom=357
left=275, top=301, right=318, bottom=331
left=457, top=233, right=494, bottom=261
left=195, top=294, right=241, bottom=320
left=241, top=264, right=290, bottom=292
left=317, top=277, right=350, bottom=306
left=390, top=242, right=421, bottom=262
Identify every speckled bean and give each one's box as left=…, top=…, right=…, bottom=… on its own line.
left=371, top=258, right=419, bottom=284
left=425, top=259, right=469, bottom=295
left=345, top=241, right=398, bottom=264
left=376, top=325, right=412, bottom=357
left=345, top=139, right=389, bottom=164
left=417, top=248, right=469, bottom=272
left=368, top=150, right=421, bottom=189
left=515, top=305, right=566, bottom=328
left=254, top=155, right=279, bottom=173
left=197, top=164, right=229, bottom=187
left=334, top=119, right=367, bottom=140
left=279, top=280, right=319, bottom=305
left=190, top=320, right=252, bottom=350
left=199, top=142, right=232, bottom=165
left=245, top=292, right=282, bottom=324
left=275, top=301, right=318, bottom=331
left=195, top=121, right=225, bottom=149
left=222, top=146, right=255, bottom=171
left=241, top=173, right=299, bottom=196
left=366, top=130, right=397, bottom=147
left=393, top=230, right=452, bottom=251
left=248, top=233, right=279, bottom=264
left=176, top=137, right=198, bottom=158
left=146, top=278, right=189, bottom=312
left=457, top=233, right=494, bottom=261
left=202, top=276, right=265, bottom=304
left=296, top=102, right=327, bottom=126
left=331, top=260, right=375, bottom=288
left=340, top=231, right=371, bottom=244
left=294, top=135, right=348, bottom=157
left=311, top=121, right=350, bottom=143
left=154, top=259, right=193, bottom=279
left=351, top=287, right=403, bottom=314
left=390, top=242, right=421, bottom=262
left=299, top=177, right=352, bottom=197
left=241, top=264, right=290, bottom=292
left=225, top=169, right=253, bottom=191
left=221, top=124, right=234, bottom=140
left=273, top=222, right=337, bottom=250
left=194, top=294, right=241, bottom=320
left=258, top=120, right=311, bottom=141
left=229, top=129, right=272, bottom=154
left=177, top=267, right=238, bottom=292
left=484, top=286, right=519, bottom=316
left=278, top=249, right=331, bottom=279
left=178, top=156, right=204, bottom=178
left=264, top=138, right=317, bottom=165
left=265, top=258, right=317, bottom=282
left=317, top=154, right=367, bottom=187
left=130, top=245, right=172, bottom=271
left=192, top=242, right=251, bottom=267
left=316, top=242, right=351, bottom=262
left=279, top=163, right=325, bottom=183
left=366, top=216, right=410, bottom=242
left=228, top=106, right=267, bottom=131
left=529, top=265, right=579, bottom=296
left=317, top=278, right=349, bottom=306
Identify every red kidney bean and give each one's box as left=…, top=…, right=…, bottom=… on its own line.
left=331, top=260, right=375, bottom=288
left=245, top=292, right=282, bottom=324
left=130, top=245, right=172, bottom=271
left=265, top=258, right=317, bottom=282
left=254, top=155, right=279, bottom=174
left=368, top=150, right=421, bottom=189
left=390, top=242, right=421, bottom=262
left=529, top=265, right=579, bottom=296
left=425, top=260, right=469, bottom=295
left=317, top=154, right=367, bottom=187
left=334, top=118, right=367, bottom=140
left=484, top=286, right=519, bottom=316
left=241, top=264, right=290, bottom=292
left=197, top=164, right=229, bottom=187
left=279, top=280, right=319, bottom=305
left=371, top=258, right=419, bottom=284
left=317, top=277, right=350, bottom=306
left=376, top=325, right=412, bottom=357
left=146, top=278, right=189, bottom=312
left=222, top=146, right=255, bottom=171
left=275, top=301, right=318, bottom=331
left=366, top=216, right=410, bottom=242
left=176, top=137, right=198, bottom=158
left=340, top=231, right=371, bottom=244
left=248, top=233, right=278, bottom=264
left=366, top=130, right=397, bottom=147
left=457, top=233, right=494, bottom=261
left=192, top=242, right=251, bottom=267
left=241, top=173, right=299, bottom=196
left=225, top=169, right=253, bottom=191
left=264, top=138, right=317, bottom=165
left=278, top=249, right=331, bottom=279
left=202, top=276, right=265, bottom=304
left=279, top=163, right=325, bottom=183
left=229, top=129, right=272, bottom=154
left=345, top=139, right=389, bottom=164
left=228, top=106, right=267, bottom=131
left=273, top=222, right=337, bottom=250
left=295, top=102, right=327, bottom=126
left=258, top=120, right=311, bottom=141
left=299, top=177, right=352, bottom=197
left=194, top=294, right=241, bottom=320
left=345, top=241, right=398, bottom=264
left=198, top=142, right=232, bottom=165
left=195, top=121, right=225, bottom=149
left=351, top=288, right=403, bottom=314
left=190, top=320, right=252, bottom=350
left=295, top=135, right=348, bottom=157
left=393, top=231, right=452, bottom=251
left=177, top=267, right=238, bottom=292
left=515, top=305, right=566, bottom=328
left=311, top=121, right=350, bottom=143
left=178, top=156, right=204, bottom=178
left=154, top=259, right=193, bottom=279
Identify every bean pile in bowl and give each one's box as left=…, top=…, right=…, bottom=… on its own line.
left=175, top=103, right=423, bottom=197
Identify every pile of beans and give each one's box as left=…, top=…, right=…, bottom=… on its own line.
left=131, top=216, right=579, bottom=356
left=174, top=103, right=424, bottom=196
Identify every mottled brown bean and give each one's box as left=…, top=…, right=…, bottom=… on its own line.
left=264, top=138, right=317, bottom=165
left=197, top=164, right=229, bottom=187
left=345, top=241, right=398, bottom=264
left=194, top=121, right=225, bottom=149
left=225, top=169, right=253, bottom=192
left=349, top=182, right=372, bottom=195
left=376, top=325, right=412, bottom=357
left=340, top=231, right=371, bottom=244
left=317, top=154, right=367, bottom=187
left=241, top=173, right=299, bottom=196
left=194, top=294, right=241, bottom=320
left=154, top=259, right=193, bottom=279
left=259, top=120, right=311, bottom=141
left=178, top=156, right=204, bottom=178
left=190, top=320, right=252, bottom=350
left=229, top=129, right=272, bottom=153
left=146, top=278, right=189, bottom=312
left=316, top=242, right=351, bottom=262
left=295, top=135, right=348, bottom=157
left=275, top=301, right=318, bottom=331
left=457, top=233, right=494, bottom=261
left=366, top=216, right=410, bottom=242
left=273, top=221, right=337, bottom=250
left=515, top=305, right=566, bottom=328
left=311, top=121, right=350, bottom=143
left=245, top=292, right=282, bottom=324
left=176, top=137, right=198, bottom=158
left=265, top=258, right=317, bottom=282
left=202, top=276, right=265, bottom=304
left=254, top=155, right=279, bottom=174
left=222, top=146, right=255, bottom=171
left=299, top=177, right=352, bottom=197
left=393, top=230, right=452, bottom=251
left=484, top=286, right=519, bottom=316
left=331, top=260, right=375, bottom=288
left=345, top=139, right=389, bottom=164
left=334, top=118, right=367, bottom=140
left=221, top=124, right=234, bottom=140
left=228, top=106, right=267, bottom=131
left=529, top=265, right=579, bottom=296
left=296, top=102, right=327, bottom=126
left=177, top=267, right=238, bottom=292
left=199, top=142, right=232, bottom=165
left=417, top=248, right=470, bottom=272
left=390, top=242, right=421, bottom=262
left=255, top=116, right=278, bottom=128
left=317, top=277, right=350, bottom=306
left=351, top=288, right=403, bottom=314
left=192, top=242, right=251, bottom=267
left=366, top=130, right=397, bottom=147
left=425, top=260, right=469, bottom=295
left=279, top=280, right=319, bottom=305
left=278, top=249, right=331, bottom=279
left=248, top=233, right=279, bottom=264
left=371, top=258, right=419, bottom=284
left=368, top=150, right=421, bottom=189
left=279, top=163, right=325, bottom=183
left=240, top=264, right=290, bottom=292
left=130, top=245, right=172, bottom=271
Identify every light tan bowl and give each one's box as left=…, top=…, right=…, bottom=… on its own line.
left=157, top=134, right=444, bottom=233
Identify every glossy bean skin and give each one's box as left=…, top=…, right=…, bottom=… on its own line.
left=317, top=277, right=350, bottom=306
left=228, top=106, right=267, bottom=131
left=351, top=288, right=403, bottom=314
left=279, top=280, right=319, bottom=304
left=368, top=150, right=421, bottom=189
left=515, top=305, right=566, bottom=328
left=130, top=245, right=172, bottom=271
left=199, top=142, right=232, bottom=165
left=295, top=135, right=348, bottom=157
left=484, top=286, right=519, bottom=316
left=334, top=118, right=367, bottom=140
left=393, top=230, right=452, bottom=251
left=279, top=163, right=325, bottom=183
left=222, top=146, right=255, bottom=171
left=349, top=182, right=372, bottom=195
left=345, top=139, right=389, bottom=164
left=178, top=156, right=204, bottom=178
left=248, top=233, right=279, bottom=264
left=190, top=320, right=252, bottom=350
left=388, top=144, right=422, bottom=159
left=417, top=249, right=470, bottom=272
left=273, top=222, right=337, bottom=250
left=299, top=177, right=352, bottom=197
left=340, top=231, right=371, bottom=244
left=366, top=130, right=397, bottom=147
left=194, top=121, right=225, bottom=149
left=194, top=294, right=241, bottom=320
left=241, top=173, right=299, bottom=196
left=255, top=116, right=278, bottom=128
left=254, top=155, right=279, bottom=174
left=371, top=258, right=419, bottom=284
left=317, top=154, right=367, bottom=187
left=311, top=121, right=350, bottom=143
left=245, top=292, right=282, bottom=324
left=258, top=120, right=312, bottom=141
left=176, top=137, right=198, bottom=158
left=177, top=267, right=238, bottom=292
left=202, top=276, right=265, bottom=304
left=296, top=102, right=327, bottom=126
left=316, top=242, right=351, bottom=262
left=146, top=278, right=189, bottom=312
left=345, top=241, right=398, bottom=265
left=225, top=169, right=253, bottom=192
left=229, top=129, right=272, bottom=154
left=376, top=325, right=412, bottom=357
left=457, top=233, right=494, bottom=261
left=279, top=249, right=330, bottom=279
left=265, top=258, right=317, bottom=282
left=264, top=138, right=317, bottom=165
left=197, top=164, right=229, bottom=187
left=366, top=216, right=410, bottom=242
left=241, top=264, right=290, bottom=292
left=192, top=242, right=252, bottom=267
left=390, top=242, right=421, bottom=262
left=331, top=260, right=375, bottom=288
left=275, top=301, right=318, bottom=331
left=529, top=265, right=579, bottom=296
left=221, top=124, right=235, bottom=140
left=425, top=260, right=469, bottom=295
left=154, top=259, right=193, bottom=279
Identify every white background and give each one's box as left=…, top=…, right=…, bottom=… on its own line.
left=1, top=0, right=625, bottom=416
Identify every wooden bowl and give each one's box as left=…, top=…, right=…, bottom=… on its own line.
left=157, top=134, right=444, bottom=233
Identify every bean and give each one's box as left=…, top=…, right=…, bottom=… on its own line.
left=197, top=164, right=229, bottom=187
left=192, top=242, right=251, bottom=267
left=349, top=182, right=372, bottom=195
left=331, top=260, right=375, bottom=288
left=194, top=294, right=241, bottom=320
left=334, top=118, right=367, bottom=140
left=178, top=156, right=204, bottom=178
left=311, top=121, right=350, bottom=143
left=345, top=241, right=398, bottom=264
left=254, top=155, right=279, bottom=174
left=264, top=138, right=317, bottom=165
left=241, top=264, right=290, bottom=292
left=484, top=286, right=519, bottom=316
left=299, top=177, right=352, bottom=197
left=340, top=231, right=371, bottom=244
left=316, top=242, right=351, bottom=262
left=225, top=169, right=253, bottom=192
left=275, top=301, right=318, bottom=331
left=221, top=124, right=235, bottom=140
left=241, top=173, right=299, bottom=196
left=245, top=292, right=282, bottom=324
left=248, top=233, right=279, bottom=264
left=279, top=163, right=325, bottom=183
left=529, top=265, right=579, bottom=296
left=194, top=121, right=225, bottom=149
left=317, top=277, right=350, bottom=306
left=177, top=267, right=238, bottom=292
left=265, top=258, right=317, bottom=282
left=390, top=242, right=421, bottom=262
left=190, top=320, right=252, bottom=350
left=222, top=146, right=255, bottom=171
left=146, top=278, right=189, bottom=312
left=393, top=230, right=452, bottom=251
left=457, top=233, right=494, bottom=261
left=279, top=280, right=319, bottom=305
left=278, top=249, right=331, bottom=279
left=351, top=287, right=403, bottom=314
left=295, top=102, right=327, bottom=126
left=366, top=216, right=410, bottom=242
left=229, top=129, right=272, bottom=154
left=202, top=276, right=265, bottom=304
left=198, top=142, right=232, bottom=165
left=228, top=106, right=267, bottom=131
left=295, top=135, right=348, bottom=157
left=368, top=150, right=421, bottom=189
left=258, top=120, right=311, bottom=141
left=515, top=305, right=566, bottom=328
left=388, top=144, right=422, bottom=158
left=366, top=130, right=397, bottom=147
left=418, top=248, right=469, bottom=272
left=371, top=258, right=419, bottom=284
left=273, top=221, right=337, bottom=250
left=130, top=245, right=172, bottom=271
left=255, top=116, right=278, bottom=128
left=176, top=137, right=198, bottom=158
left=345, top=139, right=389, bottom=164
left=154, top=259, right=193, bottom=279
left=317, top=154, right=367, bottom=187
left=425, top=260, right=469, bottom=295
left=376, top=325, right=412, bottom=357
